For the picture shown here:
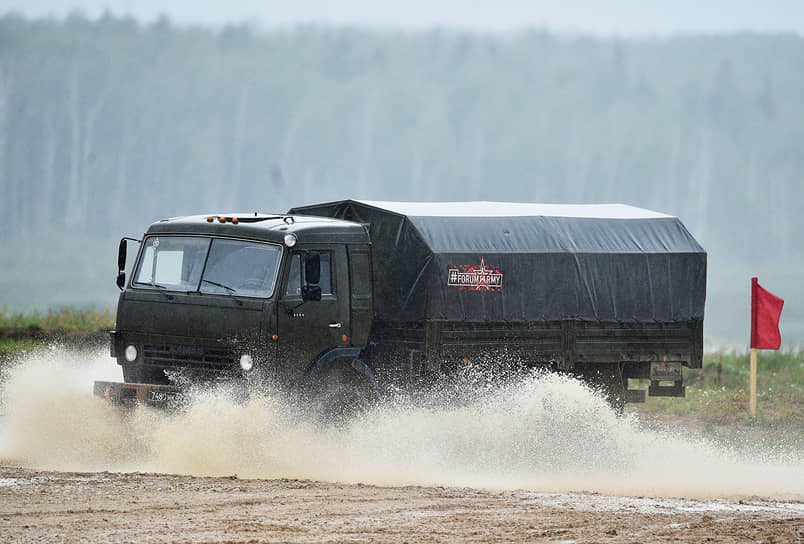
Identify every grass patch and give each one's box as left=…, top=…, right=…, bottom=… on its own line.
left=0, top=338, right=38, bottom=351
left=0, top=306, right=114, bottom=332
left=0, top=308, right=113, bottom=371
left=0, top=338, right=39, bottom=367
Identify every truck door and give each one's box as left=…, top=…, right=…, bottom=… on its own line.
left=348, top=245, right=373, bottom=346
left=277, top=245, right=351, bottom=382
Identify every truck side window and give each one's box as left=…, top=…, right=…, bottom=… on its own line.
left=285, top=252, right=332, bottom=296
left=286, top=255, right=301, bottom=296
left=318, top=253, right=332, bottom=294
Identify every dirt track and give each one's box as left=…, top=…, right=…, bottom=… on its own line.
left=1, top=466, right=802, bottom=543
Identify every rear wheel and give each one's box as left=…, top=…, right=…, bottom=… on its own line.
left=575, top=363, right=626, bottom=414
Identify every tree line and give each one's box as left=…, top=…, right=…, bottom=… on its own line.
left=0, top=15, right=802, bottom=265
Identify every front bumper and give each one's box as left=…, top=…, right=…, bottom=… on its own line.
left=93, top=380, right=186, bottom=408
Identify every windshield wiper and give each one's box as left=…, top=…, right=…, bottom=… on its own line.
left=134, top=280, right=174, bottom=299
left=201, top=279, right=237, bottom=294
left=137, top=280, right=168, bottom=289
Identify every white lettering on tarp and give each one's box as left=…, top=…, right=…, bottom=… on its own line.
left=448, top=270, right=503, bottom=287
left=447, top=257, right=503, bottom=291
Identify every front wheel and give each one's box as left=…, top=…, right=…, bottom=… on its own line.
left=312, top=359, right=377, bottom=423
left=319, top=384, right=370, bottom=422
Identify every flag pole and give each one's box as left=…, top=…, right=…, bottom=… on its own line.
left=749, top=347, right=757, bottom=417
left=750, top=276, right=784, bottom=418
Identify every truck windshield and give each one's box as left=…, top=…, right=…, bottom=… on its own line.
left=133, top=236, right=282, bottom=298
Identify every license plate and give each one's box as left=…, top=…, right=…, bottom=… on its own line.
left=147, top=389, right=185, bottom=404
left=650, top=361, right=682, bottom=381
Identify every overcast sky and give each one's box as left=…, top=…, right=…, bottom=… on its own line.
left=2, top=0, right=803, bottom=35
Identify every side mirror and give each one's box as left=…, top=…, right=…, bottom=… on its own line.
left=304, top=252, right=321, bottom=285
left=115, top=237, right=141, bottom=291
left=118, top=238, right=128, bottom=271
left=301, top=285, right=322, bottom=302
left=116, top=238, right=128, bottom=291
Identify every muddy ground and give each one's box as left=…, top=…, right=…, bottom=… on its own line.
left=1, top=466, right=802, bottom=544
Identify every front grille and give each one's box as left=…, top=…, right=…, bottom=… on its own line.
left=142, top=344, right=236, bottom=371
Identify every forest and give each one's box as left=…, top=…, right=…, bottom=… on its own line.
left=0, top=13, right=802, bottom=345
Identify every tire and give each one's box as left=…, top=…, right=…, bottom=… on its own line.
left=312, top=359, right=376, bottom=423
left=320, top=385, right=367, bottom=422
left=575, top=363, right=626, bottom=414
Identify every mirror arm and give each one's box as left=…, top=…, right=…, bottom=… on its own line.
left=286, top=300, right=305, bottom=317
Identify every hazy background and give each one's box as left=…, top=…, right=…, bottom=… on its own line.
left=5, top=0, right=804, bottom=34
left=0, top=1, right=802, bottom=348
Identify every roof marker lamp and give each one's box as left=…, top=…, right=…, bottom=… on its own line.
left=124, top=344, right=138, bottom=362
left=284, top=234, right=297, bottom=248
left=239, top=354, right=254, bottom=371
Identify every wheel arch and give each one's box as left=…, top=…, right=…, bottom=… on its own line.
left=300, top=346, right=378, bottom=394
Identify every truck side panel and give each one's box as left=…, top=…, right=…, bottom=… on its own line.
left=364, top=318, right=702, bottom=399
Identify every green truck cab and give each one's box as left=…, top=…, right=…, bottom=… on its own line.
left=99, top=200, right=706, bottom=410
left=107, top=212, right=372, bottom=397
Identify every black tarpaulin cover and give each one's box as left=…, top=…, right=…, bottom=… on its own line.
left=288, top=200, right=707, bottom=324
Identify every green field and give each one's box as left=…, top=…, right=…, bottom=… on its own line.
left=0, top=306, right=114, bottom=332
left=0, top=307, right=114, bottom=368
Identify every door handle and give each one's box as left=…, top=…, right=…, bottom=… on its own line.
left=329, top=322, right=342, bottom=328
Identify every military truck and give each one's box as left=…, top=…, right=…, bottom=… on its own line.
left=95, top=200, right=706, bottom=411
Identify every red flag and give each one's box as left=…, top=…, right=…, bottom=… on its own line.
left=751, top=277, right=784, bottom=350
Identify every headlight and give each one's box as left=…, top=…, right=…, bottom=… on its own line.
left=284, top=233, right=297, bottom=247
left=239, top=354, right=254, bottom=371
left=124, top=344, right=138, bottom=362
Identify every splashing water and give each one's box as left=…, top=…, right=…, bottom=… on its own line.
left=0, top=349, right=802, bottom=500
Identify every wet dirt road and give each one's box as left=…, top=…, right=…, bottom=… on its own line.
left=1, top=466, right=802, bottom=543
